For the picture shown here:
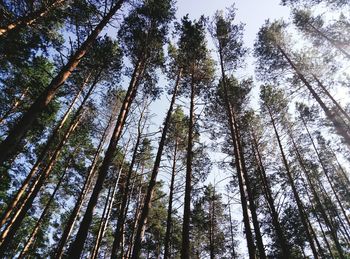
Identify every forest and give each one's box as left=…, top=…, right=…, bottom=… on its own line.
left=0, top=0, right=349, bottom=258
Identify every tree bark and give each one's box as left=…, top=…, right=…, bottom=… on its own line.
left=18, top=150, right=75, bottom=258
left=164, top=138, right=178, bottom=259
left=0, top=0, right=125, bottom=165
left=0, top=75, right=88, bottom=228
left=266, top=106, right=319, bottom=258
left=54, top=99, right=116, bottom=259
left=250, top=130, right=291, bottom=258
left=132, top=69, right=182, bottom=259
left=180, top=74, right=195, bottom=259
left=277, top=45, right=350, bottom=147
left=66, top=58, right=145, bottom=259
left=0, top=0, right=65, bottom=36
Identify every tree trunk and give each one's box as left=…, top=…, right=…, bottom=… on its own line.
left=277, top=45, right=350, bottom=147
left=228, top=203, right=237, bottom=259
left=306, top=21, right=350, bottom=59
left=90, top=166, right=121, bottom=259
left=0, top=75, right=88, bottom=228
left=0, top=110, right=83, bottom=256
left=0, top=86, right=29, bottom=125
left=110, top=116, right=144, bottom=258
left=0, top=0, right=65, bottom=36
left=164, top=138, right=178, bottom=259
left=54, top=102, right=116, bottom=259
left=219, top=49, right=256, bottom=257
left=0, top=0, right=125, bottom=165
left=66, top=58, right=145, bottom=259
left=132, top=69, right=182, bottom=259
left=18, top=150, right=75, bottom=258
left=180, top=74, right=195, bottom=259
left=250, top=130, right=291, bottom=258
left=312, top=74, right=350, bottom=126
left=266, top=106, right=319, bottom=258
left=300, top=116, right=350, bottom=228
left=288, top=129, right=345, bottom=258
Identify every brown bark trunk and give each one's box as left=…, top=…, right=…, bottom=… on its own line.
left=163, top=138, right=178, bottom=259
left=0, top=109, right=83, bottom=255
left=266, top=106, right=319, bottom=258
left=218, top=51, right=256, bottom=257
left=66, top=58, right=145, bottom=259
left=180, top=74, right=195, bottom=259
left=277, top=45, right=350, bottom=147
left=110, top=106, right=146, bottom=258
left=250, top=130, right=291, bottom=258
left=0, top=0, right=65, bottom=36
left=131, top=69, right=182, bottom=259
left=0, top=0, right=125, bottom=165
left=0, top=76, right=87, bottom=228
left=90, top=121, right=128, bottom=259
left=54, top=93, right=118, bottom=258
left=18, top=150, right=75, bottom=258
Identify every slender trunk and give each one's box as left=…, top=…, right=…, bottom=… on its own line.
left=110, top=110, right=145, bottom=258
left=306, top=22, right=350, bottom=59
left=312, top=74, right=350, bottom=126
left=18, top=151, right=75, bottom=258
left=0, top=0, right=125, bottom=165
left=209, top=189, right=215, bottom=259
left=126, top=179, right=144, bottom=259
left=131, top=69, right=182, bottom=259
left=180, top=75, right=195, bottom=259
left=0, top=0, right=65, bottom=36
left=237, top=135, right=266, bottom=259
left=277, top=44, right=350, bottom=147
left=163, top=139, right=178, bottom=259
left=328, top=146, right=350, bottom=187
left=90, top=142, right=127, bottom=259
left=0, top=111, right=83, bottom=256
left=228, top=203, right=236, bottom=259
left=67, top=59, right=145, bottom=259
left=289, top=129, right=345, bottom=258
left=0, top=76, right=88, bottom=228
left=250, top=130, right=290, bottom=258
left=218, top=49, right=256, bottom=257
left=0, top=86, right=29, bottom=125
left=266, top=106, right=319, bottom=258
left=300, top=116, right=350, bottom=228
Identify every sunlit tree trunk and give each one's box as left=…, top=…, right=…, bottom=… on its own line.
left=0, top=0, right=125, bottom=165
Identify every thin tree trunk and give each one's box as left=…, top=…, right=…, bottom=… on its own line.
left=180, top=74, right=195, bottom=259
left=0, top=75, right=88, bottom=228
left=0, top=0, right=125, bottom=165
left=312, top=74, right=350, bottom=125
left=110, top=107, right=146, bottom=258
left=250, top=130, right=291, bottom=258
left=300, top=116, right=350, bottom=228
left=288, top=129, right=345, bottom=258
left=266, top=106, right=319, bottom=258
left=0, top=0, right=65, bottom=36
left=219, top=59, right=256, bottom=257
left=18, top=150, right=76, bottom=258
left=0, top=86, right=29, bottom=125
left=164, top=138, right=178, bottom=259
left=67, top=58, right=145, bottom=259
left=131, top=69, right=182, bottom=259
left=306, top=22, right=350, bottom=59
left=277, top=45, right=350, bottom=147
left=90, top=142, right=127, bottom=259
left=228, top=202, right=236, bottom=259
left=0, top=110, right=83, bottom=256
